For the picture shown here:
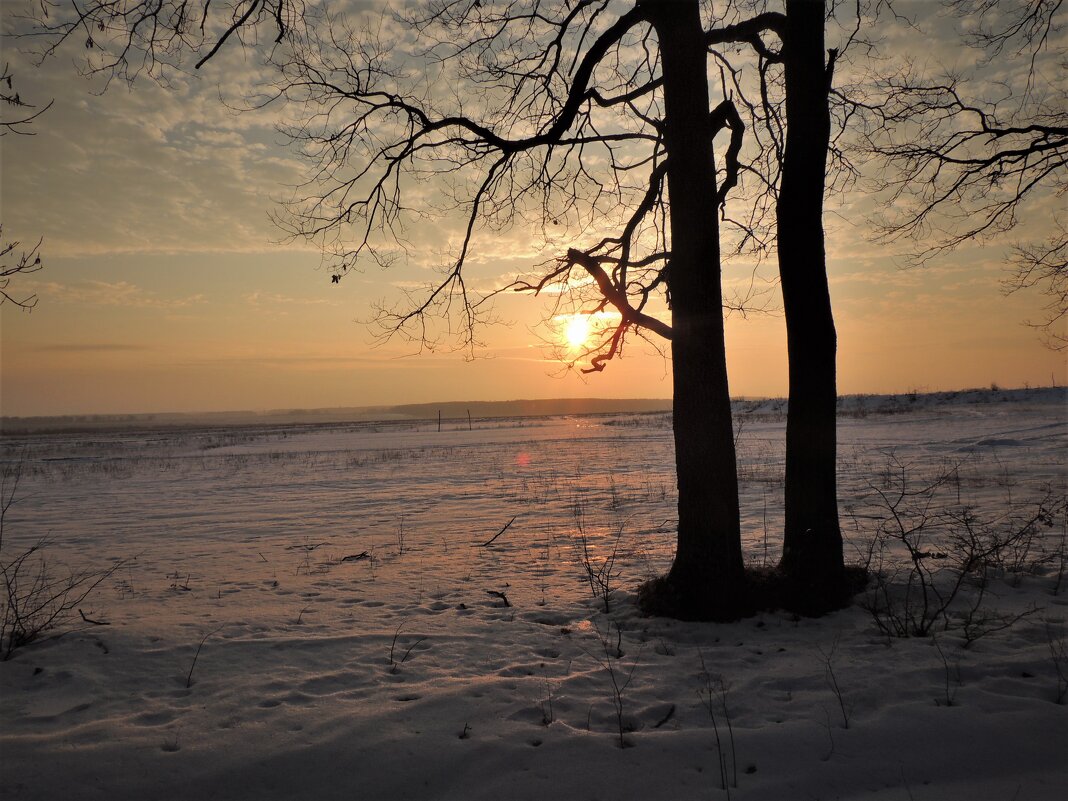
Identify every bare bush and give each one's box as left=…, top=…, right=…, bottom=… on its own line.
left=570, top=503, right=625, bottom=613
left=0, top=463, right=123, bottom=659
left=858, top=454, right=1063, bottom=639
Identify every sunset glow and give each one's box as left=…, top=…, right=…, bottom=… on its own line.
left=0, top=1, right=1063, bottom=419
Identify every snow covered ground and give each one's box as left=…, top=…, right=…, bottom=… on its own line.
left=1, top=388, right=1065, bottom=800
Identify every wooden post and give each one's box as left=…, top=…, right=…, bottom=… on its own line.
left=438, top=410, right=442, bottom=432
left=467, top=409, right=472, bottom=431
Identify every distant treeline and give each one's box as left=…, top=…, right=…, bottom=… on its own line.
left=0, top=397, right=672, bottom=434
left=389, top=398, right=674, bottom=420
left=3, top=387, right=1062, bottom=435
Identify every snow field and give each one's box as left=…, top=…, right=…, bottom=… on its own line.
left=0, top=389, right=1065, bottom=800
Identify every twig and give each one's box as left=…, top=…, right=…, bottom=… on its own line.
left=388, top=622, right=425, bottom=673
left=78, top=609, right=110, bottom=626
left=541, top=675, right=555, bottom=725
left=285, top=542, right=327, bottom=552
left=486, top=589, right=511, bottom=607
left=400, top=637, right=426, bottom=665
left=817, top=637, right=849, bottom=728
left=591, top=622, right=641, bottom=749
left=389, top=622, right=406, bottom=669
left=932, top=635, right=959, bottom=707
left=653, top=703, right=676, bottom=728
left=389, top=622, right=426, bottom=673
left=186, top=626, right=224, bottom=688
left=698, top=650, right=737, bottom=793
left=478, top=516, right=518, bottom=547
left=1045, top=619, right=1067, bottom=704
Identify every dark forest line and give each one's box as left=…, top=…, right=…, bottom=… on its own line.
left=3, top=386, right=1062, bottom=436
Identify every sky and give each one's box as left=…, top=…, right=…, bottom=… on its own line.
left=1, top=1, right=1065, bottom=417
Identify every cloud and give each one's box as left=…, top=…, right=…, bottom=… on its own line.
left=30, top=280, right=207, bottom=309
left=245, top=291, right=337, bottom=307
left=1, top=39, right=310, bottom=258
left=169, top=353, right=460, bottom=371
left=32, top=343, right=150, bottom=353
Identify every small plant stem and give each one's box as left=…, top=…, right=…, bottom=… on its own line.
left=186, top=626, right=224, bottom=688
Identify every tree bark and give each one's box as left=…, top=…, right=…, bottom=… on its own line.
left=777, top=0, right=845, bottom=610
left=640, top=0, right=747, bottom=620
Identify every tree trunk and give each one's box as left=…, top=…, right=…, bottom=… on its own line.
left=777, top=0, right=846, bottom=611
left=639, top=0, right=747, bottom=620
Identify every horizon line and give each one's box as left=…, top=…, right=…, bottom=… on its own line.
left=2, top=383, right=1062, bottom=426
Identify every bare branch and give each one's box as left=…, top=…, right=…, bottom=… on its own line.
left=842, top=1, right=1066, bottom=341
left=0, top=225, right=44, bottom=311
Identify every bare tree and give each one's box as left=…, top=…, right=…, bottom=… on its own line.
left=15, top=0, right=863, bottom=618
left=266, top=0, right=775, bottom=619
left=686, top=0, right=852, bottom=610
left=850, top=0, right=1067, bottom=346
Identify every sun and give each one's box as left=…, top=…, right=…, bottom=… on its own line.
left=563, top=314, right=592, bottom=350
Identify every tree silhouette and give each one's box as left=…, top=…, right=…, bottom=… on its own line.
left=276, top=0, right=758, bottom=618
left=268, top=0, right=860, bottom=617
left=852, top=0, right=1066, bottom=347
left=17, top=0, right=861, bottom=618
left=775, top=0, right=845, bottom=611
